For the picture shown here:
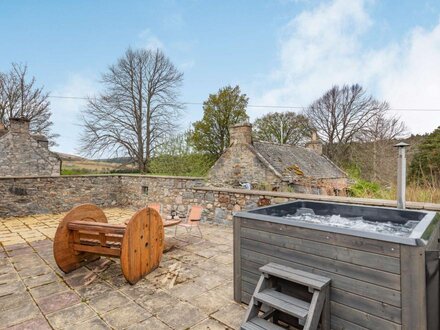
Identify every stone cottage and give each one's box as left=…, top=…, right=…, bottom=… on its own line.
left=208, top=123, right=348, bottom=195
left=0, top=118, right=61, bottom=177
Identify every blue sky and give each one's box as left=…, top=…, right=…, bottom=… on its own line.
left=1, top=0, right=440, bottom=154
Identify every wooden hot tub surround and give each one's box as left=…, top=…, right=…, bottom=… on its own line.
left=233, top=200, right=439, bottom=330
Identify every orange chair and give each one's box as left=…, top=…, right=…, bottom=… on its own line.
left=148, top=203, right=161, bottom=215
left=174, top=205, right=203, bottom=238
left=124, top=203, right=162, bottom=226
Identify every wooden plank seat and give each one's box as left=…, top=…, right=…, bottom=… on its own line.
left=53, top=203, right=164, bottom=284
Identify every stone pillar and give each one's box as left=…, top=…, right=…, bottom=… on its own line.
left=305, top=131, right=322, bottom=155
left=229, top=122, right=252, bottom=145
left=9, top=117, right=30, bottom=133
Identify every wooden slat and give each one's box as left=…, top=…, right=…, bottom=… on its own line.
left=72, top=243, right=120, bottom=257
left=247, top=317, right=285, bottom=330
left=78, top=232, right=123, bottom=244
left=242, top=317, right=284, bottom=330
left=321, top=284, right=330, bottom=330
left=331, top=315, right=369, bottom=330
left=304, top=289, right=326, bottom=330
left=233, top=216, right=242, bottom=303
left=243, top=274, right=268, bottom=324
left=242, top=291, right=252, bottom=305
left=68, top=221, right=126, bottom=235
left=331, top=301, right=401, bottom=330
left=241, top=249, right=401, bottom=307
left=79, top=238, right=121, bottom=249
left=242, top=238, right=401, bottom=290
left=242, top=227, right=400, bottom=274
left=400, top=245, right=426, bottom=330
left=241, top=218, right=400, bottom=257
left=259, top=263, right=330, bottom=290
left=254, top=289, right=310, bottom=319
left=331, top=287, right=401, bottom=324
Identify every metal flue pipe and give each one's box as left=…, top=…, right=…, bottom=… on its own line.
left=394, top=142, right=410, bottom=209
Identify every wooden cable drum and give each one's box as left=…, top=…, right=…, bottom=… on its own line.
left=53, top=204, right=165, bottom=284
left=121, top=207, right=164, bottom=284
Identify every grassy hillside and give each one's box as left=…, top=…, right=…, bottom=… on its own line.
left=61, top=159, right=136, bottom=175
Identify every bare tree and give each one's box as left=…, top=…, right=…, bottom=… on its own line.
left=80, top=48, right=183, bottom=173
left=362, top=112, right=407, bottom=142
left=0, top=63, right=55, bottom=141
left=253, top=111, right=310, bottom=145
left=306, top=84, right=386, bottom=160
left=354, top=112, right=408, bottom=181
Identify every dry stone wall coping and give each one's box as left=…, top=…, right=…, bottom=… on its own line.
left=193, top=186, right=440, bottom=212
left=0, top=174, right=205, bottom=180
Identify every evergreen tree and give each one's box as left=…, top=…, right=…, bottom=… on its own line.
left=409, top=126, right=440, bottom=185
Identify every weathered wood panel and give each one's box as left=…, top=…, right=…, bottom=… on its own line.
left=241, top=218, right=400, bottom=257
left=241, top=248, right=401, bottom=307
left=241, top=226, right=400, bottom=274
left=233, top=216, right=242, bottom=302
left=400, top=245, right=426, bottom=330
left=236, top=214, right=439, bottom=329
left=241, top=238, right=401, bottom=290
left=331, top=302, right=401, bottom=330
left=331, top=315, right=369, bottom=330
left=331, top=288, right=401, bottom=323
left=242, top=260, right=401, bottom=324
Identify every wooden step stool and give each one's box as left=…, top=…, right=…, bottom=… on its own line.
left=242, top=263, right=331, bottom=330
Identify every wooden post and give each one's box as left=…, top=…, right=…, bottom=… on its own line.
left=401, top=245, right=426, bottom=330
left=233, top=216, right=242, bottom=303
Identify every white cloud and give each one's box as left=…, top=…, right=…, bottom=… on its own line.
left=252, top=0, right=440, bottom=135
left=139, top=29, right=165, bottom=50
left=50, top=74, right=97, bottom=154
left=379, top=24, right=440, bottom=133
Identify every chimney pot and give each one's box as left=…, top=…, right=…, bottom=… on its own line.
left=229, top=122, right=252, bottom=145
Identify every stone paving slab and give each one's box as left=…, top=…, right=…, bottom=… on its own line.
left=0, top=208, right=246, bottom=329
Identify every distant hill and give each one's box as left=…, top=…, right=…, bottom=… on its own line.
left=95, top=157, right=134, bottom=164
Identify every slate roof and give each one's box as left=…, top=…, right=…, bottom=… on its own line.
left=252, top=141, right=346, bottom=181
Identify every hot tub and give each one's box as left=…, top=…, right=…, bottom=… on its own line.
left=233, top=201, right=439, bottom=330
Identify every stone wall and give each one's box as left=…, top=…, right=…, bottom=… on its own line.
left=119, top=175, right=206, bottom=216
left=0, top=176, right=121, bottom=217
left=1, top=174, right=439, bottom=224
left=0, top=175, right=205, bottom=218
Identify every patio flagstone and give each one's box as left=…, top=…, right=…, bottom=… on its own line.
left=0, top=208, right=246, bottom=329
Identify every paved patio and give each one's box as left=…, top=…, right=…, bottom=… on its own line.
left=0, top=208, right=246, bottom=329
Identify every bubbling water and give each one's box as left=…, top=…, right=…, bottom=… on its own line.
left=284, top=208, right=418, bottom=237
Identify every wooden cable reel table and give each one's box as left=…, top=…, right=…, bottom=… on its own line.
left=53, top=204, right=164, bottom=284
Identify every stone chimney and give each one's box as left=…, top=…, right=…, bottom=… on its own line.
left=9, top=117, right=30, bottom=133
left=229, top=122, right=252, bottom=145
left=305, top=131, right=322, bottom=155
